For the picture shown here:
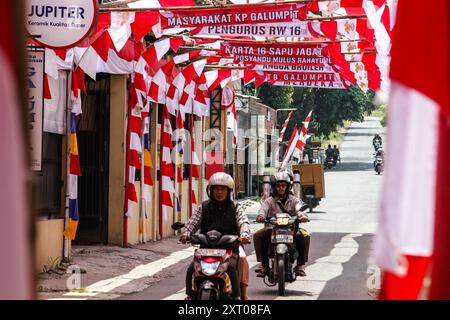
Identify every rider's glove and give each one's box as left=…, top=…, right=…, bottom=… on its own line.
left=179, top=233, right=189, bottom=244
left=256, top=214, right=265, bottom=223
left=297, top=212, right=309, bottom=223
left=240, top=232, right=251, bottom=244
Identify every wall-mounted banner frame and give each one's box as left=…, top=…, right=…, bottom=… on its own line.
left=27, top=48, right=45, bottom=172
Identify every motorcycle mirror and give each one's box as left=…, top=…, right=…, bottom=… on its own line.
left=171, top=221, right=185, bottom=230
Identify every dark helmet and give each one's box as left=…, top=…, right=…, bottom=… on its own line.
left=270, top=170, right=293, bottom=197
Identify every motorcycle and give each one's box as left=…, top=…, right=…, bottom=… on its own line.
left=324, top=155, right=336, bottom=170
left=256, top=205, right=308, bottom=296
left=301, top=185, right=319, bottom=213
left=374, top=155, right=383, bottom=175
left=172, top=222, right=240, bottom=300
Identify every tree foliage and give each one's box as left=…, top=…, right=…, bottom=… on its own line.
left=249, top=82, right=375, bottom=138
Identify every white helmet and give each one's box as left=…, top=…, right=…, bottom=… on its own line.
left=271, top=170, right=292, bottom=196
left=273, top=170, right=293, bottom=185
left=207, top=172, right=235, bottom=198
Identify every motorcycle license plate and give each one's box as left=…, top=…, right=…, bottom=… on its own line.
left=276, top=217, right=289, bottom=225
left=195, top=249, right=226, bottom=257
left=271, top=235, right=293, bottom=243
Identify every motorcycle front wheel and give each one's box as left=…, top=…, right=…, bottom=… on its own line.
left=277, top=255, right=285, bottom=296
left=200, top=289, right=217, bottom=300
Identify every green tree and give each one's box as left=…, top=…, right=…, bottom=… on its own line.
left=242, top=82, right=375, bottom=139
left=257, top=83, right=294, bottom=109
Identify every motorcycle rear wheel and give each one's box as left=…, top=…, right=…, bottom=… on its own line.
left=277, top=255, right=285, bottom=296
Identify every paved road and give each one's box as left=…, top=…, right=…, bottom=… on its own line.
left=121, top=117, right=385, bottom=300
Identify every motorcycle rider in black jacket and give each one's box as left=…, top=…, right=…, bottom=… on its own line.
left=180, top=172, right=251, bottom=300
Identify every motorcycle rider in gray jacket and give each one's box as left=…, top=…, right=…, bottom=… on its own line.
left=254, top=171, right=310, bottom=276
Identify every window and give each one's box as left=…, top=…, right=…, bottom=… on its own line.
left=34, top=132, right=63, bottom=219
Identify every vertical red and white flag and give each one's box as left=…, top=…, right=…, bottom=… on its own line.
left=293, top=110, right=313, bottom=160
left=279, top=111, right=293, bottom=142
left=160, top=105, right=175, bottom=208
left=222, top=85, right=237, bottom=148
left=373, top=0, right=450, bottom=300
left=280, top=124, right=299, bottom=169
left=125, top=105, right=142, bottom=218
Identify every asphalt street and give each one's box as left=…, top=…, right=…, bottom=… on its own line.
left=121, top=116, right=385, bottom=300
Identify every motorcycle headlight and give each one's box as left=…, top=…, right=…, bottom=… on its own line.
left=200, top=261, right=220, bottom=276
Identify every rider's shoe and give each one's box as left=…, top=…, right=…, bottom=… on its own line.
left=256, top=265, right=269, bottom=277
left=294, top=265, right=306, bottom=277
left=254, top=264, right=263, bottom=273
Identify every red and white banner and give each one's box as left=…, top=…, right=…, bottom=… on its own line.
left=272, top=81, right=347, bottom=89
left=160, top=3, right=307, bottom=29
left=221, top=42, right=330, bottom=67
left=373, top=0, right=450, bottom=300
left=235, top=55, right=330, bottom=67
left=253, top=63, right=335, bottom=73
left=191, top=22, right=310, bottom=38
left=265, top=71, right=337, bottom=83
left=221, top=42, right=326, bottom=57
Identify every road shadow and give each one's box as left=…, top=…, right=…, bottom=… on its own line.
left=325, top=162, right=374, bottom=172
left=248, top=233, right=345, bottom=299
left=317, top=233, right=374, bottom=300
left=345, top=131, right=382, bottom=137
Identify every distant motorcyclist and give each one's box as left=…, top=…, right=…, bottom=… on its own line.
left=253, top=171, right=310, bottom=277
left=180, top=172, right=251, bottom=300
left=374, top=148, right=385, bottom=167
left=373, top=133, right=382, bottom=150
left=325, top=144, right=334, bottom=158
left=332, top=145, right=340, bottom=165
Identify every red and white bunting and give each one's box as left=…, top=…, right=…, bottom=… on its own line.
left=308, top=0, right=364, bottom=16
left=173, top=59, right=207, bottom=92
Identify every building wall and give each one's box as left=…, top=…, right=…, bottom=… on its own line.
left=108, top=75, right=127, bottom=246
left=35, top=219, right=64, bottom=273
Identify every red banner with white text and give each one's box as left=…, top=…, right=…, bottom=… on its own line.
left=160, top=3, right=307, bottom=29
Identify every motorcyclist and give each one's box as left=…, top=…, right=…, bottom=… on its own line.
left=332, top=145, right=340, bottom=165
left=253, top=171, right=310, bottom=277
left=374, top=148, right=385, bottom=167
left=373, top=133, right=382, bottom=150
left=180, top=172, right=251, bottom=300
left=325, top=144, right=334, bottom=158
